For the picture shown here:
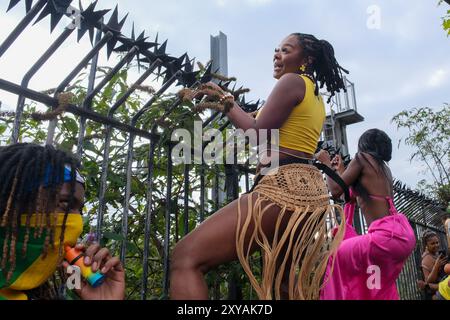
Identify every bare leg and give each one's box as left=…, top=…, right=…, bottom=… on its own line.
left=170, top=193, right=286, bottom=300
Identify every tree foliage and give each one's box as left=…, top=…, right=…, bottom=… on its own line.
left=439, top=0, right=450, bottom=36
left=392, top=105, right=450, bottom=205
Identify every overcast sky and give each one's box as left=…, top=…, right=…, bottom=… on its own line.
left=0, top=0, right=449, bottom=189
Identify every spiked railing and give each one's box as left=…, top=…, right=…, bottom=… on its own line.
left=0, top=0, right=264, bottom=300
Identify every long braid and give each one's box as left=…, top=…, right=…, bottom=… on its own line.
left=42, top=148, right=58, bottom=257
left=9, top=146, right=38, bottom=261
left=8, top=155, right=30, bottom=281
left=291, top=33, right=349, bottom=103
left=22, top=149, right=42, bottom=257
left=1, top=168, right=20, bottom=272
left=58, top=161, right=76, bottom=260
left=36, top=147, right=50, bottom=239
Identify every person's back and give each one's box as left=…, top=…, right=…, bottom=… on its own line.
left=318, top=129, right=416, bottom=300
left=354, top=152, right=395, bottom=225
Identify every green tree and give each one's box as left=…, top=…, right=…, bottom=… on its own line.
left=392, top=105, right=450, bottom=205
left=439, top=0, right=450, bottom=35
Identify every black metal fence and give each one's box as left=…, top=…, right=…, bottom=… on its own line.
left=0, top=0, right=447, bottom=300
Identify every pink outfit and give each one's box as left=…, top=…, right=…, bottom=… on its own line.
left=321, top=190, right=416, bottom=300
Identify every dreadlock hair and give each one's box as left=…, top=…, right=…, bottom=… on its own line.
left=291, top=33, right=349, bottom=103
left=422, top=230, right=439, bottom=252
left=353, top=129, right=393, bottom=203
left=0, top=143, right=80, bottom=285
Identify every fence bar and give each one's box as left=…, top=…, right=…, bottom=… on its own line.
left=96, top=126, right=113, bottom=243
left=200, top=163, right=206, bottom=222
left=11, top=27, right=75, bottom=143
left=85, top=47, right=140, bottom=107
left=214, top=165, right=220, bottom=211
left=141, top=137, right=157, bottom=300
left=97, top=59, right=162, bottom=243
left=108, top=59, right=162, bottom=118
left=55, top=32, right=113, bottom=96
left=75, top=27, right=104, bottom=157
left=0, top=0, right=47, bottom=57
left=163, top=144, right=173, bottom=298
left=0, top=78, right=158, bottom=139
left=120, top=132, right=135, bottom=264
left=183, top=164, right=190, bottom=236
left=131, top=71, right=183, bottom=124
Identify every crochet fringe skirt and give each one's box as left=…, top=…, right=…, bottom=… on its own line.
left=235, top=163, right=346, bottom=300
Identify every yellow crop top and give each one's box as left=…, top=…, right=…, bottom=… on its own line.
left=257, top=75, right=326, bottom=154
left=439, top=276, right=450, bottom=300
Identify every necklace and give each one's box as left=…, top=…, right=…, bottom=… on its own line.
left=299, top=73, right=315, bottom=83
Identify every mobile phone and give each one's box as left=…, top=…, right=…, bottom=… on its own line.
left=438, top=249, right=447, bottom=257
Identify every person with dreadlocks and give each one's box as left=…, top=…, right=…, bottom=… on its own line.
left=316, top=129, right=416, bottom=300
left=170, top=33, right=349, bottom=300
left=0, top=143, right=125, bottom=300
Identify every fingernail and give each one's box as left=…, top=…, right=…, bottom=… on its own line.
left=101, top=267, right=107, bottom=274
left=92, top=262, right=98, bottom=271
left=84, top=256, right=90, bottom=264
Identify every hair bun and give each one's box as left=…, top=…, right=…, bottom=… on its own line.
left=375, top=131, right=392, bottom=162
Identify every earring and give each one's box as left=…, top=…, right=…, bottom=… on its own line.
left=299, top=64, right=307, bottom=72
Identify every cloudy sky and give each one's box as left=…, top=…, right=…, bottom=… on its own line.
left=0, top=0, right=449, bottom=188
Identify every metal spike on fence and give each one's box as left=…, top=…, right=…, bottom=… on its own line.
left=104, top=6, right=128, bottom=58
left=200, top=63, right=213, bottom=83
left=184, top=54, right=193, bottom=72
left=152, top=39, right=168, bottom=81
left=178, top=70, right=199, bottom=87
left=113, top=22, right=135, bottom=52
left=7, top=0, right=34, bottom=13
left=7, top=0, right=21, bottom=12
left=176, top=55, right=199, bottom=87
left=162, top=55, right=184, bottom=84
left=34, top=0, right=73, bottom=32
left=156, top=38, right=167, bottom=55
left=77, top=0, right=110, bottom=44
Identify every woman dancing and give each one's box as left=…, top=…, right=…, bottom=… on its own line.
left=170, top=33, right=349, bottom=300
left=316, top=129, right=416, bottom=300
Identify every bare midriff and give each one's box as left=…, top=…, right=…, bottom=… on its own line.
left=256, top=146, right=314, bottom=173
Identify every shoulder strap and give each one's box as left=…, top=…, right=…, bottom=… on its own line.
left=313, top=161, right=351, bottom=203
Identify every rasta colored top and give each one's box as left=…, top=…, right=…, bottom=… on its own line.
left=257, top=75, right=325, bottom=154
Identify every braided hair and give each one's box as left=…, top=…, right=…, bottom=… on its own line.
left=291, top=33, right=349, bottom=103
left=0, top=143, right=79, bottom=284
left=353, top=129, right=393, bottom=203
left=422, top=230, right=439, bottom=252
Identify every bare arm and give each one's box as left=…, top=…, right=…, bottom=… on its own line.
left=316, top=151, right=363, bottom=199
left=423, top=255, right=445, bottom=284
left=225, top=73, right=305, bottom=131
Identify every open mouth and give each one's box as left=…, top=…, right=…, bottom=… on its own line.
left=274, top=65, right=282, bottom=72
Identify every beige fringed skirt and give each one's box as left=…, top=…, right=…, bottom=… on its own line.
left=235, top=163, right=345, bottom=300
